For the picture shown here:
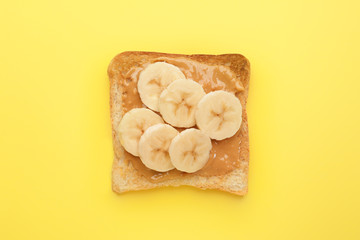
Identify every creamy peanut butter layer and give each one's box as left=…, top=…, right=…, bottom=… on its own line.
left=118, top=57, right=247, bottom=183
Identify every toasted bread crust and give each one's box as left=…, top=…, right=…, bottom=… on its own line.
left=108, top=52, right=250, bottom=195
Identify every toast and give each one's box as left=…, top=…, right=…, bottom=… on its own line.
left=108, top=51, right=250, bottom=195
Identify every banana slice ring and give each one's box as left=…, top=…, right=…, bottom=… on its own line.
left=139, top=123, right=178, bottom=172
left=159, top=79, right=205, bottom=128
left=169, top=129, right=212, bottom=173
left=118, top=108, right=164, bottom=156
left=195, top=90, right=242, bottom=140
left=138, top=62, right=186, bottom=111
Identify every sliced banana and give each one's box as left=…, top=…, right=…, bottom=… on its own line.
left=169, top=129, right=212, bottom=173
left=195, top=90, right=242, bottom=140
left=118, top=108, right=164, bottom=156
left=159, top=79, right=205, bottom=128
left=138, top=124, right=179, bottom=172
left=138, top=62, right=186, bottom=111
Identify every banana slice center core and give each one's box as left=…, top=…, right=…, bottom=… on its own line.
left=184, top=149, right=198, bottom=161
left=148, top=78, right=166, bottom=94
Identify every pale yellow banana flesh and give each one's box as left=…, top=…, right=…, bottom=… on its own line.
left=118, top=108, right=164, bottom=156
left=138, top=62, right=186, bottom=112
left=139, top=124, right=178, bottom=172
left=169, top=128, right=212, bottom=173
left=159, top=79, right=205, bottom=128
left=195, top=90, right=242, bottom=140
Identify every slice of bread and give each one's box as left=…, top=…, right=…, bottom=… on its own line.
left=108, top=51, right=250, bottom=195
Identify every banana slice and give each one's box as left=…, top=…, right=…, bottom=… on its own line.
left=138, top=124, right=179, bottom=172
left=118, top=108, right=164, bottom=156
left=159, top=79, right=205, bottom=128
left=138, top=62, right=186, bottom=111
left=169, top=129, right=212, bottom=173
left=195, top=90, right=242, bottom=140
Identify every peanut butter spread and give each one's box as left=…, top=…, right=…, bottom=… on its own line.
left=119, top=57, right=247, bottom=183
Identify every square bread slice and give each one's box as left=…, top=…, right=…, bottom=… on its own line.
left=108, top=51, right=250, bottom=195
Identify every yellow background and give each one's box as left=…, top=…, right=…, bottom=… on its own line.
left=1, top=0, right=359, bottom=239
